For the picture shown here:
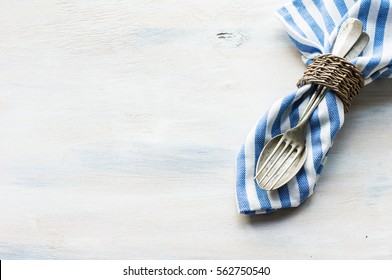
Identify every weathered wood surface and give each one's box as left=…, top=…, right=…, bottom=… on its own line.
left=1, top=0, right=392, bottom=259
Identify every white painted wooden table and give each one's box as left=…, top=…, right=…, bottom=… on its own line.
left=1, top=0, right=392, bottom=259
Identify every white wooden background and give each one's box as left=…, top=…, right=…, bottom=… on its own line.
left=1, top=0, right=392, bottom=259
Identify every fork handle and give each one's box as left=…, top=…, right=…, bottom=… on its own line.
left=298, top=86, right=328, bottom=127
left=299, top=85, right=322, bottom=122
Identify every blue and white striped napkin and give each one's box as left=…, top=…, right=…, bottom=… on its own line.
left=236, top=0, right=392, bottom=214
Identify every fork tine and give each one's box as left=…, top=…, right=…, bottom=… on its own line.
left=254, top=137, right=287, bottom=180
left=268, top=147, right=303, bottom=190
left=256, top=141, right=290, bottom=184
left=261, top=144, right=296, bottom=188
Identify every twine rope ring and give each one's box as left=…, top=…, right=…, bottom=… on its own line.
left=297, top=53, right=364, bottom=112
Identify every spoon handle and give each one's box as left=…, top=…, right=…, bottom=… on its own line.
left=297, top=87, right=328, bottom=127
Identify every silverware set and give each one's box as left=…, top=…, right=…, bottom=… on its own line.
left=254, top=18, right=369, bottom=191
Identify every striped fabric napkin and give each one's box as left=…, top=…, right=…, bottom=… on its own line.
left=236, top=0, right=392, bottom=214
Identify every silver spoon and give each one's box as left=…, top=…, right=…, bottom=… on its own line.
left=254, top=19, right=365, bottom=191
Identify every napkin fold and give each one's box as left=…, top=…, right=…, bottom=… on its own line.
left=236, top=0, right=392, bottom=214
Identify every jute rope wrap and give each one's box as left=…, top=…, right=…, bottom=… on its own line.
left=297, top=54, right=364, bottom=112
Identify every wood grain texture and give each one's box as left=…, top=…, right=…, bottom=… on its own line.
left=1, top=0, right=392, bottom=259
